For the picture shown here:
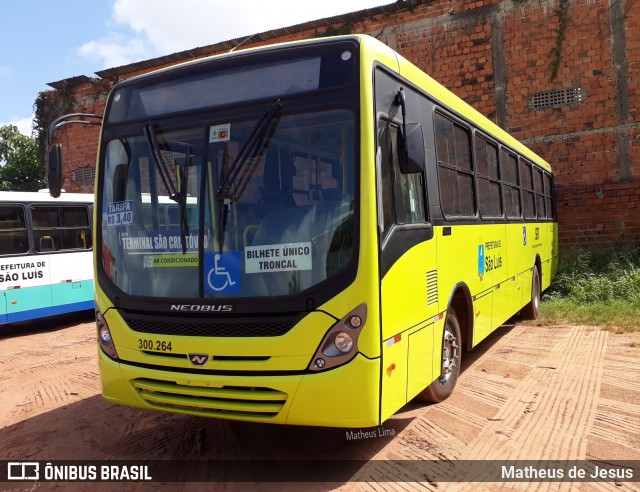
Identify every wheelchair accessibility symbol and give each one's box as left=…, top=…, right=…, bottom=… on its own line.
left=204, top=252, right=241, bottom=294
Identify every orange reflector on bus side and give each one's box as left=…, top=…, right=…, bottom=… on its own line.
left=385, top=333, right=402, bottom=347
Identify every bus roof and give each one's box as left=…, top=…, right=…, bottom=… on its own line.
left=0, top=191, right=95, bottom=204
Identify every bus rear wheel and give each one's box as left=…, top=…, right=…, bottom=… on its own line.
left=418, top=310, right=461, bottom=403
left=522, top=266, right=541, bottom=320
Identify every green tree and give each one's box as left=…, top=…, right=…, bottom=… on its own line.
left=0, top=125, right=45, bottom=191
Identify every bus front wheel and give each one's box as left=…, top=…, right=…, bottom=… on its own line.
left=418, top=310, right=461, bottom=403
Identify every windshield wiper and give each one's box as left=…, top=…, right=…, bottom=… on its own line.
left=178, top=148, right=192, bottom=254
left=216, top=100, right=282, bottom=201
left=144, top=123, right=190, bottom=253
left=144, top=123, right=180, bottom=202
left=215, top=100, right=282, bottom=251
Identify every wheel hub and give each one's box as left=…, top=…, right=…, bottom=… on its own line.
left=439, top=327, right=459, bottom=383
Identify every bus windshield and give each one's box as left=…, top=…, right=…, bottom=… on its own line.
left=100, top=108, right=356, bottom=299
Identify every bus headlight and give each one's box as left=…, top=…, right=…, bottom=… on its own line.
left=309, top=303, right=366, bottom=372
left=96, top=309, right=119, bottom=360
left=335, top=332, right=353, bottom=353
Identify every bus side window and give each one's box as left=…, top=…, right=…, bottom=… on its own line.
left=501, top=149, right=521, bottom=219
left=377, top=120, right=426, bottom=239
left=520, top=158, right=536, bottom=219
left=475, top=135, right=502, bottom=218
left=544, top=173, right=555, bottom=220
left=378, top=125, right=395, bottom=236
left=61, top=207, right=92, bottom=250
left=0, top=205, right=29, bottom=256
left=435, top=113, right=475, bottom=218
left=31, top=206, right=92, bottom=252
left=533, top=167, right=546, bottom=219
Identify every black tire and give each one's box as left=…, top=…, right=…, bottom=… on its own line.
left=522, top=266, right=541, bottom=320
left=418, top=310, right=461, bottom=403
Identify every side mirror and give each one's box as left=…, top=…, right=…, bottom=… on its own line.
left=398, top=122, right=425, bottom=174
left=47, top=144, right=63, bottom=198
left=46, top=112, right=103, bottom=199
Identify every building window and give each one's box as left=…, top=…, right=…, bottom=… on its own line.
left=529, top=87, right=585, bottom=110
left=71, top=167, right=96, bottom=183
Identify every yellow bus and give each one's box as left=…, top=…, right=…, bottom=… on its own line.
left=48, top=34, right=558, bottom=427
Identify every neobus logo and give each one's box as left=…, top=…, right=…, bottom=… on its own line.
left=170, top=304, right=233, bottom=312
left=188, top=353, right=209, bottom=366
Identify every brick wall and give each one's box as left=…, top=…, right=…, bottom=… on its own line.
left=47, top=0, right=640, bottom=249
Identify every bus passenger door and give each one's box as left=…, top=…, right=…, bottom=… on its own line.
left=376, top=118, right=437, bottom=421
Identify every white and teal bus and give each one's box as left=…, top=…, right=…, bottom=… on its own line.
left=0, top=191, right=94, bottom=324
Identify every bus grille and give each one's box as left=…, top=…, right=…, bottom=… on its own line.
left=122, top=313, right=296, bottom=337
left=133, top=378, right=287, bottom=419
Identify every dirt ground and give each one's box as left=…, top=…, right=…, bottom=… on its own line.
left=1, top=312, right=639, bottom=491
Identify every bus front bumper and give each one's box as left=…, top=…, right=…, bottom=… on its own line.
left=98, top=349, right=381, bottom=428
